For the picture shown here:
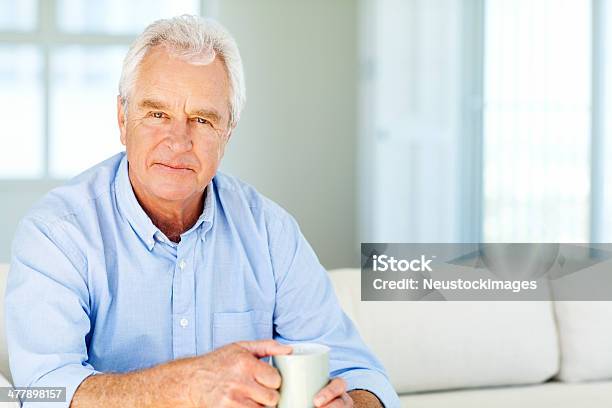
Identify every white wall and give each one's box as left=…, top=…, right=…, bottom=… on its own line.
left=218, top=0, right=359, bottom=268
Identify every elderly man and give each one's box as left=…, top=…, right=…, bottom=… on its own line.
left=6, top=15, right=398, bottom=408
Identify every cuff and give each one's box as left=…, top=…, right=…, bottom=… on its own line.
left=337, top=368, right=400, bottom=408
left=23, top=363, right=101, bottom=408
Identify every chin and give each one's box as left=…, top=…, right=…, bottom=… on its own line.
left=151, top=182, right=201, bottom=202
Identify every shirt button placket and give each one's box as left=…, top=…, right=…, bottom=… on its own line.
left=173, top=244, right=197, bottom=359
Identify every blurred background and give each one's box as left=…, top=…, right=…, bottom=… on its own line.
left=1, top=0, right=611, bottom=268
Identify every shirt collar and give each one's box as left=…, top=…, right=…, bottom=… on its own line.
left=114, top=153, right=215, bottom=250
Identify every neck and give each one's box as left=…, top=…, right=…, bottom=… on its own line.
left=145, top=197, right=204, bottom=243
left=129, top=172, right=205, bottom=243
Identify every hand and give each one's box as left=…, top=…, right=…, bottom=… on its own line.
left=313, top=377, right=353, bottom=407
left=165, top=339, right=292, bottom=407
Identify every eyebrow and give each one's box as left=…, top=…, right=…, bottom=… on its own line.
left=138, top=98, right=222, bottom=124
left=190, top=108, right=222, bottom=125
left=138, top=99, right=169, bottom=111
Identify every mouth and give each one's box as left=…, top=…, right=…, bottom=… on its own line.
left=153, top=162, right=195, bottom=173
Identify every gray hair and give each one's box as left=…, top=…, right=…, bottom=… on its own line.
left=119, top=15, right=245, bottom=128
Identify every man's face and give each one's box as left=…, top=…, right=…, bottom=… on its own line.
left=118, top=46, right=231, bottom=204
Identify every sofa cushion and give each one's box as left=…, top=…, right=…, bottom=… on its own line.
left=329, top=268, right=560, bottom=394
left=554, top=301, right=612, bottom=382
left=399, top=381, right=612, bottom=408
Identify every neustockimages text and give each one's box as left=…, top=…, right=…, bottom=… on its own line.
left=371, top=255, right=538, bottom=293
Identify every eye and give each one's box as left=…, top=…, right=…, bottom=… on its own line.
left=195, top=117, right=211, bottom=125
left=152, top=112, right=164, bottom=119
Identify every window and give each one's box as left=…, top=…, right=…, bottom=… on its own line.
left=482, top=0, right=592, bottom=242
left=360, top=0, right=608, bottom=245
left=0, top=0, right=203, bottom=179
left=0, top=45, right=44, bottom=178
left=57, top=0, right=200, bottom=34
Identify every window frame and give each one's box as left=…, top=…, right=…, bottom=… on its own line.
left=590, top=0, right=605, bottom=243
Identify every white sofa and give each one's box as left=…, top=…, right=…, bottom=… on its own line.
left=0, top=264, right=611, bottom=407
left=329, top=268, right=612, bottom=407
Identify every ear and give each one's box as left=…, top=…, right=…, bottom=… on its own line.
left=117, top=95, right=127, bottom=146
left=217, top=129, right=233, bottom=160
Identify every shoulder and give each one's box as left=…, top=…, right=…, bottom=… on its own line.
left=212, top=172, right=312, bottom=275
left=12, top=152, right=124, bottom=270
left=212, top=171, right=305, bottom=247
left=24, top=152, right=124, bottom=227
left=213, top=171, right=294, bottom=225
left=15, top=152, right=124, bottom=261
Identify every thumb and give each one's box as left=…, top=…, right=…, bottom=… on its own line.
left=237, top=339, right=293, bottom=358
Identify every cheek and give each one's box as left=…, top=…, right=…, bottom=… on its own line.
left=196, top=138, right=226, bottom=163
left=126, top=126, right=163, bottom=161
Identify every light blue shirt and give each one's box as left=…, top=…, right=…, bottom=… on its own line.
left=6, top=152, right=399, bottom=407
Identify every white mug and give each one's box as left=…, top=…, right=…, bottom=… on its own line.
left=272, top=343, right=330, bottom=408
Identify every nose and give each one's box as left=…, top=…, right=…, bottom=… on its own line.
left=165, top=119, right=193, bottom=153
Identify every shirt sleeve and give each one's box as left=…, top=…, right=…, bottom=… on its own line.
left=5, top=216, right=101, bottom=408
left=268, top=211, right=400, bottom=408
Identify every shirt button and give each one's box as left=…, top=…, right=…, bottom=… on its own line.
left=178, top=259, right=186, bottom=270
left=179, top=318, right=189, bottom=328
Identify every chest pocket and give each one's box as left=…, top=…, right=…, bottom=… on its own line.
left=212, top=310, right=273, bottom=350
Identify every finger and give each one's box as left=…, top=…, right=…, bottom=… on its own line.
left=314, top=378, right=347, bottom=407
left=235, top=398, right=264, bottom=408
left=342, top=392, right=354, bottom=407
left=341, top=392, right=354, bottom=407
left=241, top=380, right=280, bottom=407
left=236, top=339, right=293, bottom=358
left=251, top=358, right=282, bottom=389
left=319, top=396, right=348, bottom=408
